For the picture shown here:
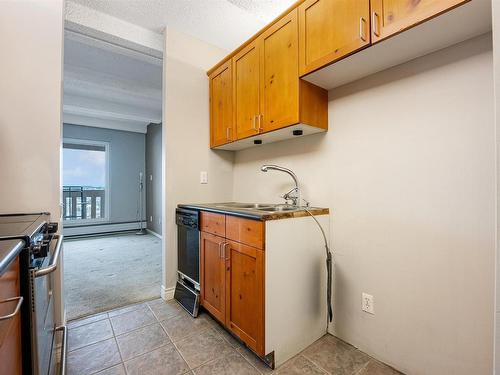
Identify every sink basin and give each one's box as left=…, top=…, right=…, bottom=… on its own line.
left=215, top=203, right=274, bottom=209
left=255, top=205, right=298, bottom=212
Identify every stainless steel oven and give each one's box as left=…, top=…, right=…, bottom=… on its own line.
left=29, top=234, right=66, bottom=375
left=0, top=213, right=67, bottom=375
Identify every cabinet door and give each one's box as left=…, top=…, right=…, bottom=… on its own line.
left=260, top=10, right=299, bottom=133
left=225, top=240, right=264, bottom=355
left=298, top=0, right=370, bottom=76
left=209, top=60, right=233, bottom=147
left=371, top=0, right=468, bottom=43
left=233, top=41, right=261, bottom=140
left=200, top=232, right=226, bottom=323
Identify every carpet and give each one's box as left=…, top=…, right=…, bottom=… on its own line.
left=63, top=233, right=162, bottom=320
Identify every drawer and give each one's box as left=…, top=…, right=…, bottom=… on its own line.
left=226, top=216, right=264, bottom=249
left=0, top=257, right=22, bottom=375
left=200, top=211, right=226, bottom=237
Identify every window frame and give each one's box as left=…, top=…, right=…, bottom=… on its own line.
left=62, top=137, right=111, bottom=226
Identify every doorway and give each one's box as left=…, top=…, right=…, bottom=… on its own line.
left=62, top=31, right=163, bottom=320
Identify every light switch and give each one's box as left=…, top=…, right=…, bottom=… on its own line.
left=149, top=174, right=153, bottom=181
left=200, top=171, right=208, bottom=184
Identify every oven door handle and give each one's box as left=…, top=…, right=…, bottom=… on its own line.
left=55, top=325, right=67, bottom=375
left=35, top=234, right=63, bottom=278
left=0, top=296, right=23, bottom=321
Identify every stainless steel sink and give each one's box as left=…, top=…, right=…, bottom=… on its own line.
left=255, top=205, right=298, bottom=212
left=214, top=203, right=300, bottom=212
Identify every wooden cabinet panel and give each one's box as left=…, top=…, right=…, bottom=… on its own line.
left=200, top=211, right=226, bottom=237
left=233, top=41, right=261, bottom=139
left=209, top=60, right=233, bottom=147
left=226, top=216, right=264, bottom=250
left=298, top=0, right=371, bottom=76
left=225, top=240, right=264, bottom=355
left=260, top=9, right=299, bottom=132
left=200, top=232, right=226, bottom=323
left=0, top=258, right=22, bottom=375
left=371, top=0, right=468, bottom=43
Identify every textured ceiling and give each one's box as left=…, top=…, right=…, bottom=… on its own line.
left=69, top=0, right=296, bottom=50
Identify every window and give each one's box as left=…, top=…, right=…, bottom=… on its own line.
left=62, top=139, right=109, bottom=223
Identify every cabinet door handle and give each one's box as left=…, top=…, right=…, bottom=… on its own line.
left=372, top=12, right=380, bottom=37
left=0, top=296, right=23, bottom=321
left=359, top=17, right=367, bottom=41
left=258, top=114, right=262, bottom=131
left=223, top=243, right=230, bottom=261
left=218, top=242, right=223, bottom=259
left=252, top=115, right=257, bottom=131
left=226, top=127, right=231, bottom=141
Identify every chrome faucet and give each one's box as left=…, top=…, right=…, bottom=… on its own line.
left=260, top=164, right=302, bottom=206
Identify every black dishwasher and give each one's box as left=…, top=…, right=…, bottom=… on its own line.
left=174, top=208, right=200, bottom=317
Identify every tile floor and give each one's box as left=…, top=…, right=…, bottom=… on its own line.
left=67, top=298, right=402, bottom=375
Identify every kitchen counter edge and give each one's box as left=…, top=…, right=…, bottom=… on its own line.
left=178, top=204, right=329, bottom=221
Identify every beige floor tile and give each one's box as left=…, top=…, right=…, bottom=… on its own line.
left=124, top=344, right=189, bottom=375
left=357, top=360, right=403, bottom=375
left=302, top=335, right=370, bottom=375
left=94, top=364, right=126, bottom=375
left=68, top=319, right=114, bottom=351
left=67, top=338, right=121, bottom=375
left=175, top=328, right=234, bottom=369
left=68, top=312, right=109, bottom=329
left=275, top=355, right=326, bottom=374
left=107, top=302, right=149, bottom=318
left=193, top=350, right=259, bottom=375
left=236, top=346, right=274, bottom=374
left=116, top=322, right=171, bottom=360
left=110, top=307, right=156, bottom=335
left=148, top=299, right=185, bottom=321
left=160, top=313, right=212, bottom=342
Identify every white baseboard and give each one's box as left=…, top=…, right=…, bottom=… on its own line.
left=147, top=229, right=162, bottom=239
left=63, top=221, right=147, bottom=236
left=161, top=285, right=175, bottom=300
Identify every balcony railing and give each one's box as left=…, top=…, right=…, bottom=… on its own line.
left=63, top=186, right=105, bottom=221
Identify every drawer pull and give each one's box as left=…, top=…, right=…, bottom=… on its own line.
left=0, top=296, right=23, bottom=321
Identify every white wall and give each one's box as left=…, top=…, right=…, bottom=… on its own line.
left=0, top=1, right=64, bottom=322
left=162, top=28, right=233, bottom=296
left=232, top=34, right=495, bottom=375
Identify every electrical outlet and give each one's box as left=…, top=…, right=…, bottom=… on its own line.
left=200, top=171, right=208, bottom=184
left=149, top=216, right=153, bottom=222
left=149, top=174, right=153, bottom=181
left=362, top=293, right=374, bottom=314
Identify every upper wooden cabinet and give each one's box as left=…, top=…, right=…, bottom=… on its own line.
left=260, top=10, right=300, bottom=132
left=298, top=0, right=371, bottom=76
left=209, top=60, right=233, bottom=147
left=370, top=0, right=468, bottom=42
left=233, top=41, right=261, bottom=139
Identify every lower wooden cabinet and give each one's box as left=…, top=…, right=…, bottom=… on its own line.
left=200, top=217, right=265, bottom=356
left=200, top=232, right=226, bottom=323
left=225, top=240, right=264, bottom=355
left=0, top=257, right=22, bottom=375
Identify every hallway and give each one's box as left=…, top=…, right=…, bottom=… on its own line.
left=64, top=233, right=162, bottom=320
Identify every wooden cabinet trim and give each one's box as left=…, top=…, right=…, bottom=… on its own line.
left=200, top=211, right=226, bottom=237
